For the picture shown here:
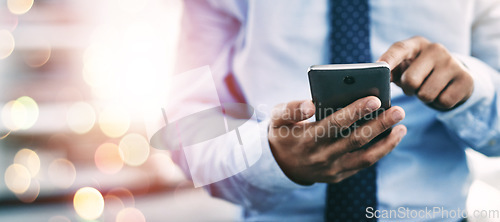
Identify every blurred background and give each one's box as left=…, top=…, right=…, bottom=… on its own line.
left=0, top=0, right=500, bottom=222
left=0, top=0, right=240, bottom=221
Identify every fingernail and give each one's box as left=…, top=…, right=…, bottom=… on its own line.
left=397, top=127, right=407, bottom=137
left=300, top=101, right=314, bottom=116
left=366, top=99, right=381, bottom=111
left=392, top=110, right=404, bottom=122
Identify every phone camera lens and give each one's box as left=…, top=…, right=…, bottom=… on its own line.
left=343, top=76, right=355, bottom=85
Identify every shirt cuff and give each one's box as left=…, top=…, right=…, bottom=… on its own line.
left=239, top=119, right=309, bottom=192
left=437, top=54, right=498, bottom=150
left=440, top=54, right=495, bottom=116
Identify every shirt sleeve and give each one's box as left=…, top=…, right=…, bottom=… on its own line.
left=170, top=0, right=306, bottom=210
left=437, top=54, right=500, bottom=156
left=436, top=0, right=500, bottom=157
left=237, top=119, right=307, bottom=191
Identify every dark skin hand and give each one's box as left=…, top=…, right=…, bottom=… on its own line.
left=269, top=36, right=474, bottom=185
left=269, top=97, right=407, bottom=185
left=378, top=36, right=474, bottom=110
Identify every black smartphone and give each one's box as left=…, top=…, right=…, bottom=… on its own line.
left=308, top=62, right=391, bottom=145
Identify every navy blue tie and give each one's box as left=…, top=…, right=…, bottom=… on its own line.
left=325, top=0, right=378, bottom=221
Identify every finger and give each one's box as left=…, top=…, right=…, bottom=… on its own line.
left=391, top=59, right=412, bottom=83
left=313, top=96, right=381, bottom=139
left=415, top=67, right=455, bottom=104
left=271, top=100, right=315, bottom=127
left=333, top=106, right=405, bottom=154
left=377, top=36, right=430, bottom=79
left=397, top=47, right=437, bottom=95
left=339, top=125, right=407, bottom=171
left=432, top=74, right=474, bottom=110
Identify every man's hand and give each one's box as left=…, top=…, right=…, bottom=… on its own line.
left=268, top=97, right=406, bottom=185
left=378, top=36, right=474, bottom=110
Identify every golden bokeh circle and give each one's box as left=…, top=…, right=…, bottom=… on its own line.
left=4, top=164, right=31, bottom=194
left=73, top=187, right=105, bottom=220
left=98, top=105, right=130, bottom=138
left=119, top=133, right=150, bottom=166
left=0, top=30, right=15, bottom=59
left=13, top=148, right=40, bottom=177
left=116, top=207, right=146, bottom=222
left=95, top=143, right=124, bottom=174
left=7, top=0, right=34, bottom=15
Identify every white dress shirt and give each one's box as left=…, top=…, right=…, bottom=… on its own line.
left=170, top=0, right=500, bottom=221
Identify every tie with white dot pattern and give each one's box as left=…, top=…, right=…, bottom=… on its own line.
left=325, top=0, right=378, bottom=221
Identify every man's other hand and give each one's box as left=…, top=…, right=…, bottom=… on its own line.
left=268, top=97, right=406, bottom=185
left=378, top=36, right=474, bottom=110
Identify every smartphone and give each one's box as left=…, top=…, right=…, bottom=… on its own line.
left=308, top=62, right=391, bottom=145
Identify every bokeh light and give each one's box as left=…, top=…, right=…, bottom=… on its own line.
left=67, top=102, right=96, bottom=134
left=122, top=21, right=156, bottom=54
left=2, top=100, right=25, bottom=130
left=23, top=42, right=52, bottom=67
left=107, top=187, right=135, bottom=208
left=95, top=143, right=124, bottom=174
left=73, top=187, right=105, bottom=220
left=1, top=96, right=39, bottom=131
left=81, top=10, right=174, bottom=111
left=116, top=207, right=146, bottom=222
left=119, top=133, right=150, bottom=166
left=104, top=194, right=125, bottom=216
left=0, top=29, right=15, bottom=59
left=0, top=0, right=189, bottom=221
left=0, top=130, right=11, bottom=139
left=17, top=96, right=39, bottom=128
left=7, top=0, right=34, bottom=15
left=48, top=158, right=76, bottom=189
left=13, top=148, right=40, bottom=177
left=122, top=57, right=156, bottom=98
left=82, top=40, right=116, bottom=89
left=4, top=163, right=31, bottom=194
left=15, top=179, right=40, bottom=203
left=0, top=130, right=12, bottom=140
left=98, top=104, right=130, bottom=138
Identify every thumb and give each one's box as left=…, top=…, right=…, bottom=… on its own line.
left=270, top=100, right=315, bottom=127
